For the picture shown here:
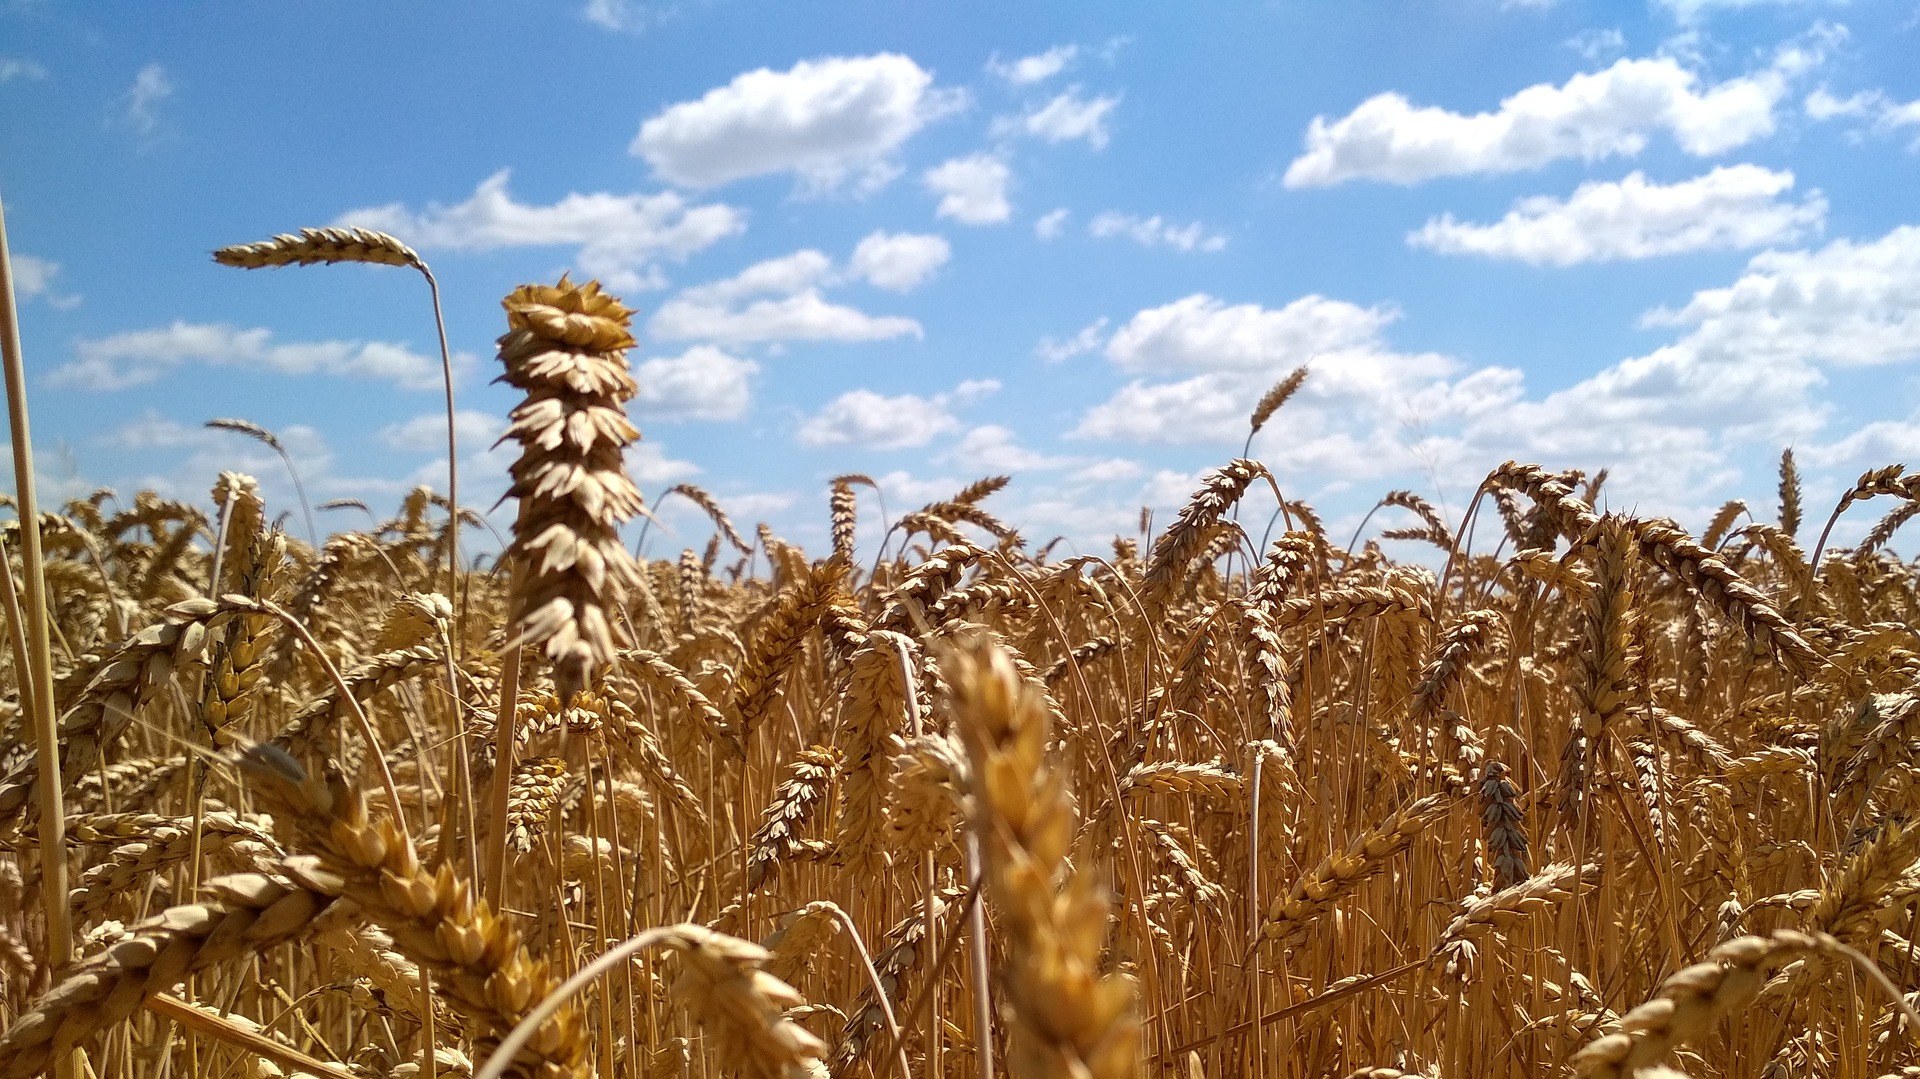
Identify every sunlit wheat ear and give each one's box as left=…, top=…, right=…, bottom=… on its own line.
left=206, top=417, right=317, bottom=546
left=495, top=275, right=647, bottom=703
left=212, top=226, right=424, bottom=271
left=946, top=633, right=1141, bottom=1079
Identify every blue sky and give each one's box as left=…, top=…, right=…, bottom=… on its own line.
left=4, top=0, right=1919, bottom=557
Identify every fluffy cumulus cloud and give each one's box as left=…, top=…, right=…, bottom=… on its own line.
left=1453, top=228, right=1920, bottom=500
left=648, top=246, right=924, bottom=344
left=987, top=45, right=1077, bottom=85
left=51, top=322, right=465, bottom=392
left=1407, top=165, right=1826, bottom=265
left=1284, top=36, right=1834, bottom=187
left=798, top=379, right=998, bottom=449
left=1072, top=293, right=1502, bottom=484
left=338, top=170, right=744, bottom=291
left=633, top=53, right=965, bottom=192
left=848, top=231, right=951, bottom=291
left=924, top=155, right=1012, bottom=225
left=95, top=412, right=336, bottom=510
left=1088, top=212, right=1228, bottom=253
left=936, top=425, right=1076, bottom=471
left=1034, top=208, right=1070, bottom=240
left=9, top=254, right=81, bottom=309
left=1806, top=88, right=1920, bottom=143
left=993, top=87, right=1120, bottom=148
left=377, top=410, right=506, bottom=453
left=1067, top=225, right=1920, bottom=509
left=631, top=346, right=757, bottom=420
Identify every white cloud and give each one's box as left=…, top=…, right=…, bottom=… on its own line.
left=1066, top=458, right=1143, bottom=484
left=119, top=63, right=172, bottom=138
left=628, top=443, right=703, bottom=484
left=632, top=53, right=964, bottom=191
left=924, top=155, right=1011, bottom=225
left=632, top=346, right=757, bottom=420
left=993, top=86, right=1120, bottom=148
left=0, top=58, right=47, bottom=83
left=936, top=425, right=1075, bottom=471
left=1088, top=212, right=1228, bottom=253
left=1283, top=42, right=1829, bottom=187
left=1408, top=165, right=1825, bottom=265
left=848, top=231, right=951, bottom=291
left=651, top=291, right=921, bottom=344
left=767, top=222, right=1920, bottom=537
left=1806, top=87, right=1920, bottom=144
left=1034, top=208, right=1070, bottom=240
left=799, top=390, right=960, bottom=449
left=96, top=412, right=337, bottom=513
left=649, top=248, right=922, bottom=344
left=797, top=379, right=999, bottom=449
left=51, top=322, right=463, bottom=392
left=1071, top=293, right=1512, bottom=488
left=8, top=254, right=81, bottom=309
left=1565, top=28, right=1627, bottom=61
left=1656, top=0, right=1839, bottom=23
left=579, top=0, right=671, bottom=30
left=1035, top=317, right=1109, bottom=362
left=987, top=45, right=1077, bottom=85
left=378, top=410, right=506, bottom=452
left=338, top=170, right=744, bottom=292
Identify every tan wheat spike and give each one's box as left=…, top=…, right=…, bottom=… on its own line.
left=884, top=732, right=968, bottom=854
left=69, top=812, right=283, bottom=916
left=0, top=595, right=239, bottom=827
left=947, top=634, right=1140, bottom=1079
left=1478, top=762, right=1531, bottom=891
left=269, top=642, right=443, bottom=761
left=1144, top=459, right=1267, bottom=603
left=1434, top=861, right=1592, bottom=952
left=1248, top=365, right=1309, bottom=439
left=828, top=478, right=860, bottom=563
left=761, top=901, right=845, bottom=985
left=1262, top=583, right=1434, bottom=630
left=213, top=226, right=425, bottom=271
left=1121, top=761, right=1245, bottom=801
left=875, top=543, right=988, bottom=631
left=1264, top=793, right=1456, bottom=947
left=618, top=648, right=739, bottom=751
left=1628, top=517, right=1822, bottom=676
left=666, top=924, right=828, bottom=1079
left=1407, top=608, right=1500, bottom=724
left=0, top=869, right=338, bottom=1078
left=831, top=631, right=919, bottom=869
left=1247, top=531, right=1315, bottom=606
left=829, top=892, right=950, bottom=1078
left=496, top=275, right=647, bottom=703
left=239, top=746, right=586, bottom=1079
left=1570, top=930, right=1861, bottom=1077
left=1560, top=517, right=1637, bottom=824
left=733, top=560, right=845, bottom=738
left=746, top=744, right=842, bottom=891
left=1487, top=461, right=1602, bottom=541
left=665, top=483, right=751, bottom=555
left=505, top=756, right=569, bottom=854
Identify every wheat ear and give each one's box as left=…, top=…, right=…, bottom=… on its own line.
left=0, top=868, right=338, bottom=1078
left=240, top=746, right=586, bottom=1079
left=947, top=634, right=1140, bottom=1079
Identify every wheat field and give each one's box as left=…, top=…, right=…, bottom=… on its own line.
left=4, top=237, right=1920, bottom=1079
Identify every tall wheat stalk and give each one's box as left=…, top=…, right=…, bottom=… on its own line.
left=0, top=188, right=73, bottom=1045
